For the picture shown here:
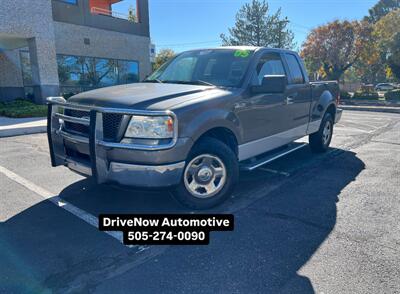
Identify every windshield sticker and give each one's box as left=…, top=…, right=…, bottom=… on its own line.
left=234, top=50, right=250, bottom=58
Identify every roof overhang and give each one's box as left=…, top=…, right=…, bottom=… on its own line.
left=0, top=34, right=28, bottom=50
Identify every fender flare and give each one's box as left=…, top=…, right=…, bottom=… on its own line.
left=182, top=109, right=242, bottom=147
left=308, top=90, right=336, bottom=134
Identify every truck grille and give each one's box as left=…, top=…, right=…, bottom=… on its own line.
left=64, top=109, right=90, bottom=137
left=63, top=109, right=124, bottom=141
left=103, top=113, right=124, bottom=141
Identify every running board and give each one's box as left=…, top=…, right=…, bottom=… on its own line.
left=240, top=143, right=308, bottom=171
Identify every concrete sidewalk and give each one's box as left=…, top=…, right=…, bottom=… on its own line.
left=339, top=105, right=400, bottom=114
left=0, top=116, right=47, bottom=138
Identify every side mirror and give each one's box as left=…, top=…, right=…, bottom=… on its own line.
left=251, top=75, right=287, bottom=94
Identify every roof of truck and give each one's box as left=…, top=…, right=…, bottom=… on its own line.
left=184, top=46, right=298, bottom=55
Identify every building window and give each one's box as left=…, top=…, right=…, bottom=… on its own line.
left=96, top=59, right=118, bottom=87
left=56, top=54, right=139, bottom=96
left=19, top=50, right=35, bottom=100
left=118, top=60, right=139, bottom=84
left=20, top=51, right=33, bottom=86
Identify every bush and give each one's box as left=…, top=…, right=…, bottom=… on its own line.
left=352, top=91, right=380, bottom=99
left=340, top=90, right=352, bottom=99
left=385, top=90, right=400, bottom=101
left=62, top=92, right=77, bottom=99
left=0, top=98, right=47, bottom=118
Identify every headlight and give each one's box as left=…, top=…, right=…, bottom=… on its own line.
left=124, top=115, right=174, bottom=139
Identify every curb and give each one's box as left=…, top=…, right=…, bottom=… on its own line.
left=0, top=125, right=47, bottom=138
left=0, top=117, right=47, bottom=138
left=339, top=105, right=400, bottom=114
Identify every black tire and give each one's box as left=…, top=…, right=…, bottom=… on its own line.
left=309, top=112, right=334, bottom=153
left=172, top=137, right=239, bottom=210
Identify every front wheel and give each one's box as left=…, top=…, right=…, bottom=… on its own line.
left=309, top=112, right=334, bottom=153
left=172, top=137, right=239, bottom=210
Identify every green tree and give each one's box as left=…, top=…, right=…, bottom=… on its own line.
left=128, top=5, right=137, bottom=22
left=153, top=49, right=176, bottom=71
left=220, top=0, right=295, bottom=49
left=355, top=2, right=399, bottom=83
left=373, top=9, right=400, bottom=80
left=301, top=20, right=370, bottom=81
left=365, top=0, right=400, bottom=23
left=353, top=23, right=386, bottom=84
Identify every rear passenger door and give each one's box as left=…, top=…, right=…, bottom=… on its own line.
left=283, top=53, right=312, bottom=134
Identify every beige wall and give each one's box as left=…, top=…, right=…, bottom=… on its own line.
left=0, top=0, right=152, bottom=101
left=0, top=0, right=59, bottom=86
left=0, top=50, right=24, bottom=88
left=0, top=0, right=60, bottom=102
left=53, top=21, right=152, bottom=80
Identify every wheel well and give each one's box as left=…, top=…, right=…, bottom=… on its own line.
left=197, top=127, right=238, bottom=158
left=326, top=104, right=336, bottom=121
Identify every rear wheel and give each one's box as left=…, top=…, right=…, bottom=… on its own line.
left=309, top=112, right=334, bottom=153
left=172, top=137, right=238, bottom=210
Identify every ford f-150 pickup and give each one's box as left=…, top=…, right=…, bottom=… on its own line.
left=47, top=47, right=342, bottom=209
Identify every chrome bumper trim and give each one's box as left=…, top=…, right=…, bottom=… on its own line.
left=66, top=159, right=185, bottom=187
left=97, top=140, right=174, bottom=151
left=57, top=129, right=89, bottom=144
left=66, top=158, right=92, bottom=176
left=55, top=112, right=90, bottom=126
left=108, top=161, right=185, bottom=187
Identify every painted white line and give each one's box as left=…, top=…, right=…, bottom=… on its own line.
left=0, top=165, right=124, bottom=244
left=335, top=126, right=371, bottom=133
left=258, top=167, right=290, bottom=177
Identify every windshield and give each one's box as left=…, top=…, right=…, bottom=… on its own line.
left=145, top=49, right=254, bottom=88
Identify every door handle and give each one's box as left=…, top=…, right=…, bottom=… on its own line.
left=286, top=96, right=295, bottom=105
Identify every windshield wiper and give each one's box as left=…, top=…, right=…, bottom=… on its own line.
left=162, top=80, right=215, bottom=86
left=143, top=79, right=164, bottom=83
left=191, top=80, right=215, bottom=86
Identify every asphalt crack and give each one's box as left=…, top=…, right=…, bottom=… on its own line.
left=370, top=140, right=400, bottom=146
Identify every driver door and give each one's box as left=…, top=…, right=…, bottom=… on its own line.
left=237, top=52, right=292, bottom=160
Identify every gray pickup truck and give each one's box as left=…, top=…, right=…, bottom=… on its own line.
left=47, top=47, right=342, bottom=209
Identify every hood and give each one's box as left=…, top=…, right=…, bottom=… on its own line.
left=67, top=83, right=221, bottom=110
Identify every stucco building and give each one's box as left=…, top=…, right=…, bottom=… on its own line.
left=0, top=0, right=151, bottom=103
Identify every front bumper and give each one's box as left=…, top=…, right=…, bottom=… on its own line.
left=65, top=158, right=185, bottom=187
left=47, top=97, right=186, bottom=188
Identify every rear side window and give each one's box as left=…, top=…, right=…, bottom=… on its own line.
left=285, top=54, right=304, bottom=84
left=256, top=53, right=286, bottom=84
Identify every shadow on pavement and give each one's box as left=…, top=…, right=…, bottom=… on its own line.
left=0, top=150, right=365, bottom=293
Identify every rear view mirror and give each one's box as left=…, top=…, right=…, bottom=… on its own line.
left=251, top=75, right=287, bottom=94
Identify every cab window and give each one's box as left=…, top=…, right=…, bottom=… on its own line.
left=285, top=54, right=305, bottom=84
left=255, top=53, right=286, bottom=85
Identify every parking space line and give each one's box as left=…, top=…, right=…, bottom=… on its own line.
left=335, top=126, right=371, bottom=133
left=0, top=165, right=124, bottom=244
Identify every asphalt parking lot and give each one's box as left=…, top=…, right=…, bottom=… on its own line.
left=1, top=110, right=399, bottom=293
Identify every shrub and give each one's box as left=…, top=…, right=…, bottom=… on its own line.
left=352, top=91, right=380, bottom=99
left=0, top=98, right=47, bottom=118
left=385, top=90, right=400, bottom=101
left=62, top=92, right=77, bottom=99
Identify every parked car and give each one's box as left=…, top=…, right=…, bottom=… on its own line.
left=375, top=83, right=395, bottom=91
left=47, top=47, right=342, bottom=209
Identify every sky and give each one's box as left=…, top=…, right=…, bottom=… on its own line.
left=113, top=0, right=378, bottom=53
